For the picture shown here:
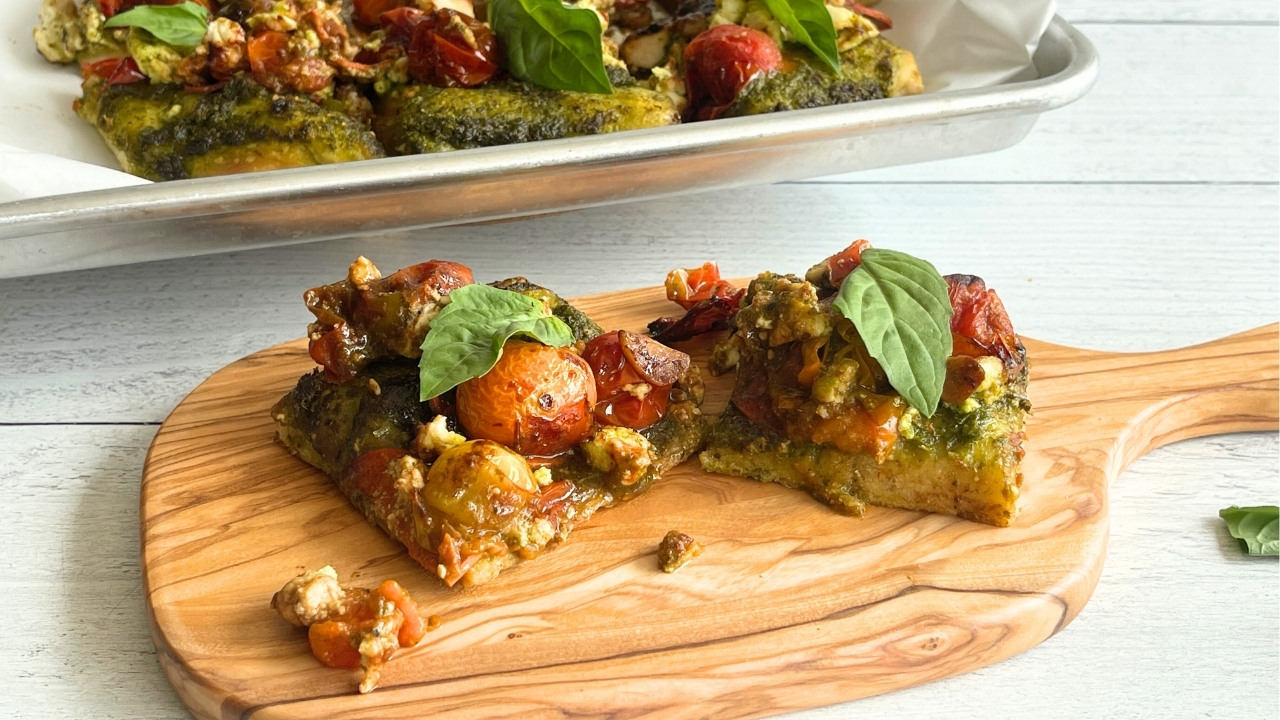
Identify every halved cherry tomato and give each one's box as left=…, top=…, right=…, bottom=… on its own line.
left=683, top=24, right=781, bottom=120
left=354, top=0, right=404, bottom=29
left=82, top=57, right=148, bottom=85
left=582, top=331, right=671, bottom=429
left=407, top=10, right=500, bottom=88
left=947, top=274, right=1023, bottom=370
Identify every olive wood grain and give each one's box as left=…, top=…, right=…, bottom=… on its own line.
left=140, top=286, right=1278, bottom=720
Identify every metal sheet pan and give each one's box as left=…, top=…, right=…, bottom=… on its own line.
left=0, top=16, right=1096, bottom=279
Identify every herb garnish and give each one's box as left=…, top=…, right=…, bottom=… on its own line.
left=760, top=0, right=842, bottom=75
left=488, top=0, right=613, bottom=94
left=418, top=284, right=575, bottom=401
left=103, top=1, right=210, bottom=49
left=833, top=248, right=952, bottom=416
left=1219, top=505, right=1279, bottom=556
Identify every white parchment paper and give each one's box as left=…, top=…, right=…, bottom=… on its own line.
left=0, top=0, right=1055, bottom=203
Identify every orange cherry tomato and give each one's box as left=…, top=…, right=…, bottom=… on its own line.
left=456, top=341, right=597, bottom=456
left=247, top=30, right=290, bottom=81
left=308, top=620, right=362, bottom=669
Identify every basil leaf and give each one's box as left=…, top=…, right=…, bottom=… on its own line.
left=418, top=284, right=575, bottom=401
left=103, top=1, right=209, bottom=49
left=488, top=0, right=613, bottom=94
left=1219, top=505, right=1279, bottom=556
left=760, top=0, right=841, bottom=75
left=833, top=248, right=952, bottom=416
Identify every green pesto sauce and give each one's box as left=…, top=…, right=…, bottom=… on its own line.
left=81, top=76, right=384, bottom=181
left=373, top=80, right=678, bottom=155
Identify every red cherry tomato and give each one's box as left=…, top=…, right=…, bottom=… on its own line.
left=379, top=7, right=427, bottom=49
left=82, top=57, right=148, bottom=85
left=354, top=0, right=404, bottom=28
left=947, top=275, right=1022, bottom=370
left=581, top=331, right=670, bottom=430
left=683, top=24, right=781, bottom=119
left=664, top=261, right=739, bottom=310
left=407, top=10, right=500, bottom=88
left=823, top=239, right=872, bottom=286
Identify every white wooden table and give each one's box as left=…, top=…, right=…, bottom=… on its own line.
left=1, top=1, right=1276, bottom=718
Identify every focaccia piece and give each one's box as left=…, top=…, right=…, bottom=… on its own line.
left=76, top=75, right=385, bottom=181
left=373, top=80, right=680, bottom=155
left=699, top=266, right=1029, bottom=527
left=723, top=36, right=922, bottom=117
left=273, top=266, right=706, bottom=588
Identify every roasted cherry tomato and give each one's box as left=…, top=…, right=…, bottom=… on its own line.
left=407, top=9, right=500, bottom=88
left=664, top=261, right=738, bottom=310
left=456, top=341, right=597, bottom=456
left=354, top=0, right=404, bottom=28
left=82, top=57, right=147, bottom=85
left=422, top=440, right=539, bottom=534
left=947, top=274, right=1023, bottom=370
left=683, top=24, right=781, bottom=119
left=380, top=6, right=427, bottom=49
left=247, top=29, right=290, bottom=80
left=582, top=331, right=674, bottom=430
left=822, top=239, right=872, bottom=286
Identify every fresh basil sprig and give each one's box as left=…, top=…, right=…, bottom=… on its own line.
left=418, top=284, right=575, bottom=401
left=103, top=1, right=210, bottom=49
left=760, top=0, right=842, bottom=75
left=488, top=0, right=613, bottom=94
left=1219, top=505, right=1279, bottom=556
left=833, top=248, right=952, bottom=416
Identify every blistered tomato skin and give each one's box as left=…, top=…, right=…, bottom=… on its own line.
left=455, top=341, right=597, bottom=456
left=683, top=24, right=782, bottom=118
left=421, top=440, right=538, bottom=534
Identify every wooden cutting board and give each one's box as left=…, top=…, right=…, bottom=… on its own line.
left=140, top=286, right=1278, bottom=720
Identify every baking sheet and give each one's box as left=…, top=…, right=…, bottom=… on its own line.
left=0, top=0, right=1054, bottom=202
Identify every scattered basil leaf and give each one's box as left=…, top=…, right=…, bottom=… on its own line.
left=488, top=0, right=613, bottom=94
left=833, top=248, right=953, bottom=417
left=418, top=284, right=575, bottom=401
left=103, top=1, right=209, bottom=49
left=760, top=0, right=842, bottom=75
left=1218, top=505, right=1279, bottom=556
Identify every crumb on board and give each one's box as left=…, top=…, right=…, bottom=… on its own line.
left=657, top=530, right=703, bottom=573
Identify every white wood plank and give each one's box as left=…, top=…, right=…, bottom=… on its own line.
left=1057, top=0, right=1278, bottom=23
left=0, top=426, right=191, bottom=720
left=822, top=24, right=1280, bottom=183
left=1, top=183, right=1273, bottom=424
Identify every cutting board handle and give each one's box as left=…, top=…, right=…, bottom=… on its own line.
left=1031, top=323, right=1278, bottom=470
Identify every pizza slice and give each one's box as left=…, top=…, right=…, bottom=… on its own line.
left=272, top=258, right=707, bottom=587
left=663, top=242, right=1030, bottom=527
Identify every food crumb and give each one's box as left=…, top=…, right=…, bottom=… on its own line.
left=657, top=530, right=703, bottom=573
